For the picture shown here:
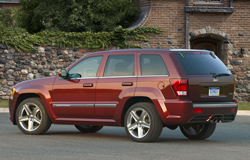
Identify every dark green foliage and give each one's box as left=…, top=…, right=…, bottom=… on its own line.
left=0, top=8, right=27, bottom=33
left=0, top=8, right=15, bottom=27
left=19, top=0, right=140, bottom=33
left=0, top=26, right=163, bottom=52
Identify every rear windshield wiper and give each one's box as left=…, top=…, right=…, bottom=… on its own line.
left=210, top=52, right=216, bottom=59
left=212, top=73, right=231, bottom=78
left=179, top=52, right=184, bottom=58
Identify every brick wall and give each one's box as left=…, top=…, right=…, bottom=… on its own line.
left=189, top=1, right=250, bottom=51
left=137, top=0, right=250, bottom=101
left=0, top=3, right=20, bottom=10
left=140, top=0, right=186, bottom=49
left=136, top=0, right=151, bottom=7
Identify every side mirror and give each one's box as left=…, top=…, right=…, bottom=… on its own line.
left=59, top=69, right=68, bottom=78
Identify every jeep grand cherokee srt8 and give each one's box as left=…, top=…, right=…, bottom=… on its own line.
left=9, top=49, right=238, bottom=142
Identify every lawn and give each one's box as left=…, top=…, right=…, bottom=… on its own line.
left=0, top=100, right=249, bottom=110
left=0, top=100, right=8, bottom=108
left=238, top=102, right=250, bottom=110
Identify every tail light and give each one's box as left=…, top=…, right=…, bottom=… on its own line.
left=232, top=99, right=238, bottom=103
left=193, top=108, right=203, bottom=113
left=171, top=79, right=188, bottom=97
left=231, top=107, right=237, bottom=112
left=231, top=100, right=237, bottom=112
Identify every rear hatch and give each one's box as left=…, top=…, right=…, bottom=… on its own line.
left=174, top=51, right=234, bottom=102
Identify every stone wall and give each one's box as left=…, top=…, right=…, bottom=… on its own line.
left=0, top=43, right=249, bottom=101
left=0, top=44, right=102, bottom=100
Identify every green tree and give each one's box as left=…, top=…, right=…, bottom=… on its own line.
left=19, top=0, right=140, bottom=33
left=0, top=8, right=26, bottom=32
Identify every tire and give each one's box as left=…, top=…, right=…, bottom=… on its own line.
left=16, top=98, right=51, bottom=135
left=124, top=102, right=163, bottom=142
left=75, top=125, right=103, bottom=133
left=180, top=123, right=216, bottom=140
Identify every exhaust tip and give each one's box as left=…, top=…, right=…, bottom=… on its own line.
left=213, top=117, right=218, bottom=123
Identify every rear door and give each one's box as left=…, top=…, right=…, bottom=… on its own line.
left=95, top=51, right=137, bottom=119
left=174, top=51, right=234, bottom=102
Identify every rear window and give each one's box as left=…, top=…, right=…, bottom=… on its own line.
left=175, top=53, right=231, bottom=75
left=140, top=54, right=169, bottom=76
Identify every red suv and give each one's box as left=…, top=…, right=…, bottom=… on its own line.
left=9, top=49, right=238, bottom=142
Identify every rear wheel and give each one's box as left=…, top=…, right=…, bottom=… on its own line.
left=124, top=102, right=163, bottom=142
left=16, top=98, right=51, bottom=135
left=180, top=123, right=216, bottom=140
left=75, top=125, right=103, bottom=133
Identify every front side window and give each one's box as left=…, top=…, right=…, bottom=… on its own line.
left=68, top=56, right=103, bottom=78
left=103, top=55, right=134, bottom=77
left=140, top=54, right=169, bottom=76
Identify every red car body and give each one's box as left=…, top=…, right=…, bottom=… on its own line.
left=9, top=49, right=238, bottom=142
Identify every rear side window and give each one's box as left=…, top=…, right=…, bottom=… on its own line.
left=103, top=55, right=134, bottom=77
left=175, top=54, right=231, bottom=75
left=140, top=54, right=169, bottom=76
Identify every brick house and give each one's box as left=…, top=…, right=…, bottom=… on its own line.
left=0, top=0, right=249, bottom=101
left=131, top=0, right=250, bottom=101
left=0, top=0, right=20, bottom=10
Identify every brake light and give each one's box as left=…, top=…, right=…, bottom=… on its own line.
left=171, top=79, right=188, bottom=96
left=231, top=107, right=236, bottom=112
left=232, top=99, right=238, bottom=103
left=193, top=108, right=203, bottom=113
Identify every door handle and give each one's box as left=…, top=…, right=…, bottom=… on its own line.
left=122, top=82, right=133, bottom=86
left=83, top=83, right=93, bottom=87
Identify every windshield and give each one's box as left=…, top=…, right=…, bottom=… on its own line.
left=175, top=54, right=231, bottom=75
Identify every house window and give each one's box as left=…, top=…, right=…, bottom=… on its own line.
left=194, top=0, right=223, bottom=3
left=0, top=5, right=2, bottom=10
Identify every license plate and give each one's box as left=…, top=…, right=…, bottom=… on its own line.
left=209, top=87, right=220, bottom=96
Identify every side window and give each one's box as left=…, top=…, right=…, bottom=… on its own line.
left=140, top=54, right=169, bottom=76
left=103, top=55, right=134, bottom=77
left=68, top=56, right=102, bottom=78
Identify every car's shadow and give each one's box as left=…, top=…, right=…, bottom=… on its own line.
left=41, top=127, right=226, bottom=144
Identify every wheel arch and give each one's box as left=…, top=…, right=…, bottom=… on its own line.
left=13, top=93, right=41, bottom=125
left=120, top=97, right=154, bottom=127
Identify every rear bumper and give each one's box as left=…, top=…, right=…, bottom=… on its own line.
left=193, top=102, right=238, bottom=108
left=162, top=100, right=238, bottom=125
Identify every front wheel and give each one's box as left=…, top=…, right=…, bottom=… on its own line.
left=75, top=125, right=103, bottom=133
left=16, top=98, right=51, bottom=135
left=180, top=123, right=216, bottom=140
left=124, top=102, right=163, bottom=142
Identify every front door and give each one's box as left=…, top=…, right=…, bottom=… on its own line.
left=52, top=56, right=103, bottom=118
left=193, top=41, right=217, bottom=55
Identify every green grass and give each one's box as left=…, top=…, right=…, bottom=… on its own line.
left=238, top=102, right=250, bottom=110
left=0, top=100, right=8, bottom=108
left=0, top=100, right=249, bottom=110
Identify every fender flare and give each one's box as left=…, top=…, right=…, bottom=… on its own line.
left=15, top=85, right=56, bottom=123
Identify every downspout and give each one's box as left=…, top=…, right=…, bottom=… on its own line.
left=230, top=0, right=233, bottom=8
left=185, top=0, right=190, bottom=49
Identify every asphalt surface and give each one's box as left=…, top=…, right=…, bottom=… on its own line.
left=0, top=113, right=250, bottom=160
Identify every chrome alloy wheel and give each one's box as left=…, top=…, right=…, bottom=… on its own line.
left=182, top=124, right=205, bottom=136
left=126, top=108, right=151, bottom=139
left=18, top=103, right=42, bottom=132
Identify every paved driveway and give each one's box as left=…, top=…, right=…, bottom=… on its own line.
left=0, top=113, right=249, bottom=160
